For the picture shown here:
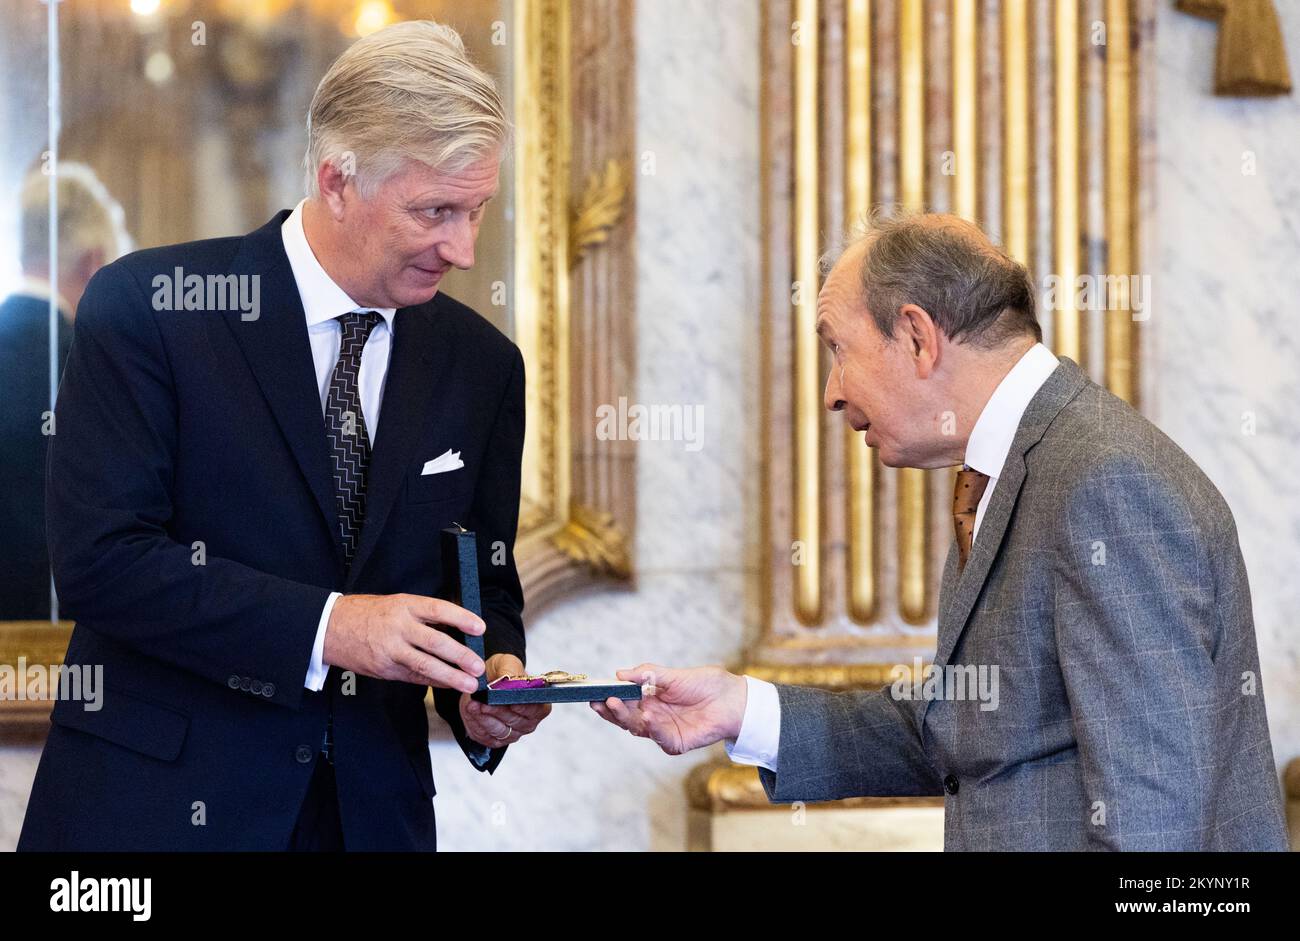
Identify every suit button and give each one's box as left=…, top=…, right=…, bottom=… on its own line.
left=227, top=675, right=241, bottom=689
left=295, top=745, right=314, bottom=764
left=944, top=774, right=960, bottom=795
left=240, top=677, right=252, bottom=691
left=261, top=683, right=275, bottom=698
left=250, top=680, right=263, bottom=695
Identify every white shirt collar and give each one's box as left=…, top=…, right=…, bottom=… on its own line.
left=963, top=342, right=1060, bottom=480
left=280, top=199, right=396, bottom=331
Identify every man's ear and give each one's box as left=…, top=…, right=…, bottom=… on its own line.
left=897, top=303, right=941, bottom=378
left=315, top=160, right=351, bottom=220
left=77, top=247, right=105, bottom=284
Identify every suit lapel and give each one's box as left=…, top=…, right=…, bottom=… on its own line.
left=346, top=302, right=455, bottom=586
left=933, top=452, right=1029, bottom=666
left=222, top=212, right=343, bottom=565
left=932, top=356, right=1089, bottom=667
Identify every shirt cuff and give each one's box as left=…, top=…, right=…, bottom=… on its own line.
left=724, top=675, right=780, bottom=773
left=304, top=592, right=341, bottom=691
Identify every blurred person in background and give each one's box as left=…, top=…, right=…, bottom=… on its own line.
left=0, top=163, right=124, bottom=620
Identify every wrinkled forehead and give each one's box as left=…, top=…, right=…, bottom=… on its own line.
left=816, top=241, right=870, bottom=332
left=384, top=153, right=502, bottom=202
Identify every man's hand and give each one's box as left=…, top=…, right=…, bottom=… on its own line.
left=323, top=593, right=486, bottom=692
left=459, top=654, right=552, bottom=749
left=589, top=663, right=747, bottom=755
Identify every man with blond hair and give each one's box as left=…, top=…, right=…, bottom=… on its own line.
left=1, top=163, right=125, bottom=620
left=594, top=212, right=1289, bottom=852
left=21, top=21, right=546, bottom=851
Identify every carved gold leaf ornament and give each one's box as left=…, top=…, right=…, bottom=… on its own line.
left=548, top=504, right=631, bottom=579
left=1175, top=0, right=1293, bottom=96
left=568, top=158, right=629, bottom=268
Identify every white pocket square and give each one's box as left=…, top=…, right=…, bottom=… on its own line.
left=421, top=449, right=464, bottom=476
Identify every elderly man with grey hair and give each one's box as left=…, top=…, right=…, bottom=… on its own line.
left=594, top=213, right=1289, bottom=852
left=21, top=20, right=545, bottom=851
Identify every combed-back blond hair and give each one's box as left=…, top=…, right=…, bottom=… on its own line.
left=20, top=162, right=126, bottom=274
left=304, top=20, right=508, bottom=198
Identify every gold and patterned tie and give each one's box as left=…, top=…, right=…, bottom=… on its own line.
left=953, top=466, right=991, bottom=573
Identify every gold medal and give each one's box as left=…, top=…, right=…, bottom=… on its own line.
left=538, top=671, right=587, bottom=684
left=492, top=670, right=588, bottom=687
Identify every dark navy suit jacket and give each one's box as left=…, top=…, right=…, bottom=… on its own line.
left=0, top=292, right=71, bottom=619
left=18, top=211, right=526, bottom=850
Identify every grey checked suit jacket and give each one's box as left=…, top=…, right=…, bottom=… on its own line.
left=758, top=357, right=1289, bottom=851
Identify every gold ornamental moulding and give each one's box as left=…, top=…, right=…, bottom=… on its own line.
left=0, top=621, right=73, bottom=743
left=548, top=504, right=632, bottom=579
left=511, top=0, right=635, bottom=602
left=686, top=760, right=945, bottom=813
left=1175, top=0, right=1292, bottom=96
left=742, top=661, right=918, bottom=690
left=569, top=158, right=630, bottom=269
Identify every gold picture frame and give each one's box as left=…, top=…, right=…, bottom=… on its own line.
left=0, top=0, right=639, bottom=741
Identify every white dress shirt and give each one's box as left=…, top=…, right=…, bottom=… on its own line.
left=280, top=199, right=397, bottom=691
left=727, top=342, right=1061, bottom=771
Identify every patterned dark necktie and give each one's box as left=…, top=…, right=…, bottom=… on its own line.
left=953, top=465, right=991, bottom=573
left=325, top=310, right=382, bottom=568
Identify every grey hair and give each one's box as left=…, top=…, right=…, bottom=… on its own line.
left=304, top=20, right=509, bottom=199
left=824, top=208, right=1042, bottom=348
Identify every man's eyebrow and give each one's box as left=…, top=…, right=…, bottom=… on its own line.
left=411, top=191, right=498, bottom=209
left=815, top=317, right=831, bottom=339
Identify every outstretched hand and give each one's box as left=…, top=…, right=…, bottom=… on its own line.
left=589, top=663, right=748, bottom=755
